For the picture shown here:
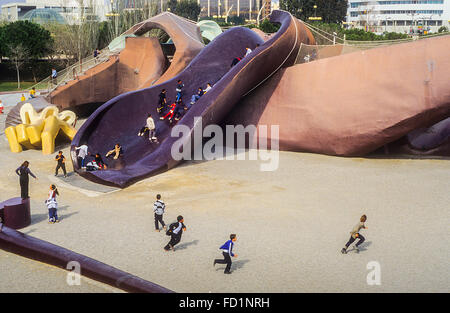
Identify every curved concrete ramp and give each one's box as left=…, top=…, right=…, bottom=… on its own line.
left=0, top=226, right=173, bottom=293
left=71, top=10, right=313, bottom=188
left=225, top=35, right=450, bottom=156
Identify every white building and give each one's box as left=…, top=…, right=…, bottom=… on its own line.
left=346, top=0, right=450, bottom=34
left=1, top=0, right=110, bottom=24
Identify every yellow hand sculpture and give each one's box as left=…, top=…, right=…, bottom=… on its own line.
left=5, top=103, right=77, bottom=155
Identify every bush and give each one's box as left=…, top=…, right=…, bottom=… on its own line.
left=438, top=26, right=449, bottom=33
left=227, top=15, right=245, bottom=26
left=258, top=19, right=280, bottom=33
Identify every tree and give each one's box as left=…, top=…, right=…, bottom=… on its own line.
left=174, top=0, right=201, bottom=21
left=167, top=0, right=178, bottom=13
left=0, top=20, right=53, bottom=88
left=228, top=15, right=246, bottom=25
left=259, top=19, right=281, bottom=33
left=280, top=0, right=348, bottom=24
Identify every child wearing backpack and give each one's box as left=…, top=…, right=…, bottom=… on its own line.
left=164, top=215, right=186, bottom=251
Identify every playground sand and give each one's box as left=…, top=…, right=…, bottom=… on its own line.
left=0, top=110, right=449, bottom=293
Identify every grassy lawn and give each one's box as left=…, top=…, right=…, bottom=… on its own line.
left=0, top=81, right=35, bottom=92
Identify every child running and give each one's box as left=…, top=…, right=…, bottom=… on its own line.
left=164, top=215, right=186, bottom=252
left=214, top=234, right=238, bottom=274
left=341, top=214, right=368, bottom=254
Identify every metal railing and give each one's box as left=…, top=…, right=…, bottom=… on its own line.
left=27, top=49, right=116, bottom=96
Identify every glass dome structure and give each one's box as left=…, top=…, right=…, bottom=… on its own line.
left=22, top=8, right=66, bottom=24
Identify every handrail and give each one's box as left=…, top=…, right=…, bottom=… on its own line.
left=26, top=48, right=115, bottom=95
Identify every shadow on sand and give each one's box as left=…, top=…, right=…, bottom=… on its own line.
left=215, top=259, right=250, bottom=272
left=174, top=240, right=199, bottom=251
left=31, top=208, right=78, bottom=225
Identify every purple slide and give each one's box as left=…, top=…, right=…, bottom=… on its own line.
left=71, top=10, right=304, bottom=188
left=407, top=117, right=450, bottom=150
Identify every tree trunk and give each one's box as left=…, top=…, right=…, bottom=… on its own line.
left=15, top=61, right=21, bottom=89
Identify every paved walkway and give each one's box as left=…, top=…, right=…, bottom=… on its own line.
left=0, top=91, right=42, bottom=107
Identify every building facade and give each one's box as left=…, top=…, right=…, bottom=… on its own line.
left=198, top=0, right=271, bottom=21
left=1, top=0, right=109, bottom=23
left=346, top=0, right=450, bottom=34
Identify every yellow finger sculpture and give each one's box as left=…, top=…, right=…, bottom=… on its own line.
left=5, top=103, right=77, bottom=155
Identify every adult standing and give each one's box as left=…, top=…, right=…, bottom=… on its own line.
left=15, top=161, right=37, bottom=200
left=164, top=215, right=186, bottom=251
left=55, top=151, right=67, bottom=178
left=153, top=194, right=166, bottom=232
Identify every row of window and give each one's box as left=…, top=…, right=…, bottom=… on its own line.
left=350, top=0, right=444, bottom=7
left=379, top=19, right=443, bottom=25
left=44, top=6, right=94, bottom=14
left=378, top=0, right=444, bottom=4
left=350, top=9, right=443, bottom=16
left=381, top=9, right=444, bottom=13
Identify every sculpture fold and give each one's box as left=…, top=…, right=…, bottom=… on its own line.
left=5, top=103, right=77, bottom=154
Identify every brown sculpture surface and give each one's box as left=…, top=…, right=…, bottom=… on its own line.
left=132, top=11, right=205, bottom=85
left=50, top=36, right=168, bottom=111
left=225, top=35, right=450, bottom=156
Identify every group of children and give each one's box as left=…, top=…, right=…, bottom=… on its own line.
left=158, top=81, right=212, bottom=124
left=152, top=193, right=238, bottom=274
left=136, top=81, right=213, bottom=143
left=19, top=87, right=37, bottom=102
left=152, top=192, right=369, bottom=274
left=74, top=143, right=123, bottom=171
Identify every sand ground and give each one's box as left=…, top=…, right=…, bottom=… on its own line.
left=0, top=107, right=449, bottom=293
